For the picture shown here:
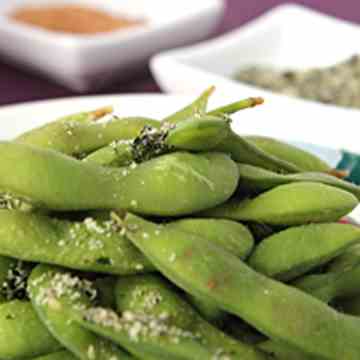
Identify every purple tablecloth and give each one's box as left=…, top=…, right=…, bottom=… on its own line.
left=1, top=0, right=359, bottom=106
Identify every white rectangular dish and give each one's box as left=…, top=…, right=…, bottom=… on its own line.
left=0, top=0, right=225, bottom=92
left=151, top=4, right=360, bottom=150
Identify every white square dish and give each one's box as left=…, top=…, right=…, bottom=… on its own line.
left=151, top=4, right=360, bottom=149
left=0, top=0, right=225, bottom=92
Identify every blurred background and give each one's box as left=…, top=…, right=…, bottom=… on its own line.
left=0, top=0, right=359, bottom=106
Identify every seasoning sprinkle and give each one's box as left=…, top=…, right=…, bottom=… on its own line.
left=11, top=5, right=144, bottom=35
left=235, top=55, right=360, bottom=109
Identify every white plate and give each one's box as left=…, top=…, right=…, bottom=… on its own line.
left=151, top=4, right=360, bottom=150
left=1, top=93, right=359, bottom=221
left=0, top=93, right=355, bottom=158
left=0, top=0, right=224, bottom=92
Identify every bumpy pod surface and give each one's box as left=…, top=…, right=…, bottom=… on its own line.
left=204, top=182, right=358, bottom=225
left=245, top=136, right=331, bottom=172
left=0, top=142, right=239, bottom=216
left=248, top=223, right=360, bottom=281
left=237, top=163, right=360, bottom=200
left=0, top=210, right=152, bottom=275
left=28, top=265, right=133, bottom=360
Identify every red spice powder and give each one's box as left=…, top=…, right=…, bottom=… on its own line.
left=11, top=5, right=143, bottom=35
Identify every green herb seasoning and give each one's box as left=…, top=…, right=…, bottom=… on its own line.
left=235, top=55, right=360, bottom=109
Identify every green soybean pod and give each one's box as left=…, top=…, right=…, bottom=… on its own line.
left=0, top=142, right=239, bottom=216
left=168, top=218, right=254, bottom=260
left=32, top=351, right=77, bottom=360
left=245, top=136, right=332, bottom=172
left=165, top=115, right=232, bottom=151
left=16, top=116, right=159, bottom=156
left=112, top=150, right=238, bottom=217
left=237, top=163, right=360, bottom=200
left=79, top=308, right=214, bottom=360
left=203, top=182, right=358, bottom=226
left=83, top=140, right=133, bottom=167
left=28, top=264, right=134, bottom=360
left=162, top=86, right=215, bottom=125
left=114, top=274, right=268, bottom=360
left=167, top=218, right=253, bottom=325
left=248, top=223, right=360, bottom=281
left=0, top=300, right=61, bottom=359
left=294, top=264, right=360, bottom=303
left=124, top=213, right=360, bottom=360
left=85, top=115, right=233, bottom=167
left=0, top=210, right=153, bottom=275
left=215, top=132, right=301, bottom=173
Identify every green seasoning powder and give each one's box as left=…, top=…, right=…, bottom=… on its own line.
left=235, top=55, right=360, bottom=109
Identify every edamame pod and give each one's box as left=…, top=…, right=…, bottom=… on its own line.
left=169, top=218, right=254, bottom=325
left=162, top=86, right=214, bottom=124
left=28, top=264, right=133, bottom=360
left=245, top=136, right=331, bottom=172
left=85, top=115, right=232, bottom=167
left=124, top=213, right=360, bottom=360
left=79, top=307, right=213, bottom=360
left=165, top=115, right=231, bottom=151
left=203, top=182, right=358, bottom=226
left=237, top=163, right=360, bottom=199
left=215, top=132, right=301, bottom=173
left=0, top=142, right=239, bottom=216
left=294, top=264, right=360, bottom=303
left=0, top=210, right=152, bottom=275
left=85, top=107, right=270, bottom=169
left=84, top=140, right=133, bottom=167
left=248, top=223, right=360, bottom=281
left=168, top=218, right=254, bottom=260
left=114, top=274, right=268, bottom=360
left=16, top=116, right=159, bottom=156
left=0, top=300, right=61, bottom=359
left=106, top=151, right=238, bottom=216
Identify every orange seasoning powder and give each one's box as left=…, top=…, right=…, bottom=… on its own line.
left=11, top=5, right=143, bottom=35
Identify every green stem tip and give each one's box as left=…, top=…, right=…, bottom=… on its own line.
left=208, top=97, right=265, bottom=116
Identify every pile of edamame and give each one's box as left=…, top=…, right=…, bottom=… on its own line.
left=1, top=88, right=360, bottom=360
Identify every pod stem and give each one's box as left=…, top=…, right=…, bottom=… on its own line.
left=208, top=97, right=264, bottom=116
left=327, top=169, right=350, bottom=179
left=90, top=106, right=114, bottom=121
